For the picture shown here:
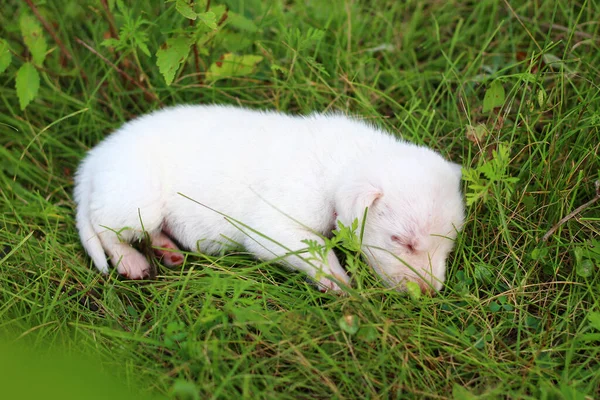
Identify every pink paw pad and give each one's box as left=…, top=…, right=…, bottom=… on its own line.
left=153, top=247, right=184, bottom=266
left=150, top=231, right=184, bottom=267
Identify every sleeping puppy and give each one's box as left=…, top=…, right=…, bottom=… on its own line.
left=74, top=105, right=465, bottom=293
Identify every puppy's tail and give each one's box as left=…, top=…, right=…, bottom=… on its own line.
left=74, top=165, right=109, bottom=274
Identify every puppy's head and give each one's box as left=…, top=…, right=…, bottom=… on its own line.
left=335, top=145, right=465, bottom=294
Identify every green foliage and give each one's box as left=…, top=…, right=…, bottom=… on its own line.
left=405, top=281, right=423, bottom=299
left=589, top=312, right=600, bottom=331
left=175, top=0, right=198, bottom=20
left=205, top=53, right=263, bottom=82
left=15, top=62, right=39, bottom=110
left=462, top=143, right=520, bottom=206
left=7, top=12, right=48, bottom=109
left=338, top=314, right=360, bottom=335
left=0, top=39, right=12, bottom=74
left=197, top=11, right=217, bottom=30
left=19, top=13, right=47, bottom=65
left=573, top=239, right=600, bottom=278
left=156, top=36, right=193, bottom=85
left=284, top=27, right=325, bottom=53
left=482, top=79, right=505, bottom=112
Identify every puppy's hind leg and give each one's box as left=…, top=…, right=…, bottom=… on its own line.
left=151, top=231, right=184, bottom=267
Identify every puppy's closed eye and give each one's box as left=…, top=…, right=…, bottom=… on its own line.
left=391, top=235, right=415, bottom=253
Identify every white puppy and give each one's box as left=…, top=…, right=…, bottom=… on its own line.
left=74, top=105, right=464, bottom=292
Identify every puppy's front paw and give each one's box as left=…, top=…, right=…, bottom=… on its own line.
left=317, top=277, right=341, bottom=292
left=117, top=251, right=150, bottom=279
left=315, top=272, right=351, bottom=293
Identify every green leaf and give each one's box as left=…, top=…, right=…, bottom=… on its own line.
left=206, top=53, right=263, bottom=82
left=474, top=263, right=492, bottom=283
left=285, top=27, right=325, bottom=52
left=137, top=41, right=151, bottom=57
left=171, top=379, right=200, bottom=400
left=228, top=11, right=258, bottom=32
left=222, top=32, right=253, bottom=52
left=465, top=123, right=488, bottom=144
left=115, top=0, right=128, bottom=15
left=16, top=62, right=40, bottom=110
left=356, top=326, right=378, bottom=342
left=305, top=56, right=330, bottom=77
left=525, top=315, right=540, bottom=330
left=20, top=14, right=47, bottom=65
left=101, top=38, right=121, bottom=48
left=405, top=281, right=422, bottom=300
left=198, top=11, right=217, bottom=30
left=588, top=312, right=600, bottom=331
left=156, top=36, right=192, bottom=85
left=488, top=301, right=501, bottom=312
left=576, top=259, right=594, bottom=278
left=483, top=80, right=505, bottom=112
left=531, top=246, right=548, bottom=260
left=537, top=88, right=547, bottom=108
left=270, top=63, right=289, bottom=75
left=338, top=315, right=360, bottom=335
left=176, top=0, right=197, bottom=20
left=0, top=39, right=11, bottom=74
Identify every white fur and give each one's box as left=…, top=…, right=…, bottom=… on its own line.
left=74, top=105, right=465, bottom=292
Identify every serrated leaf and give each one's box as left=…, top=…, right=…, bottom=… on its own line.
left=198, top=11, right=217, bottom=30
left=0, top=39, right=11, bottom=74
left=176, top=0, right=197, bottom=20
left=20, top=14, right=47, bottom=65
left=588, top=312, right=600, bottom=331
left=156, top=36, right=192, bottom=85
left=16, top=62, right=40, bottom=110
left=483, top=80, right=505, bottom=112
left=206, top=53, right=263, bottom=82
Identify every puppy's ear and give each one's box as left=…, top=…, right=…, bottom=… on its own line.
left=335, top=181, right=383, bottom=223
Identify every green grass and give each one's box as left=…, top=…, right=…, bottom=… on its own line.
left=1, top=0, right=600, bottom=398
